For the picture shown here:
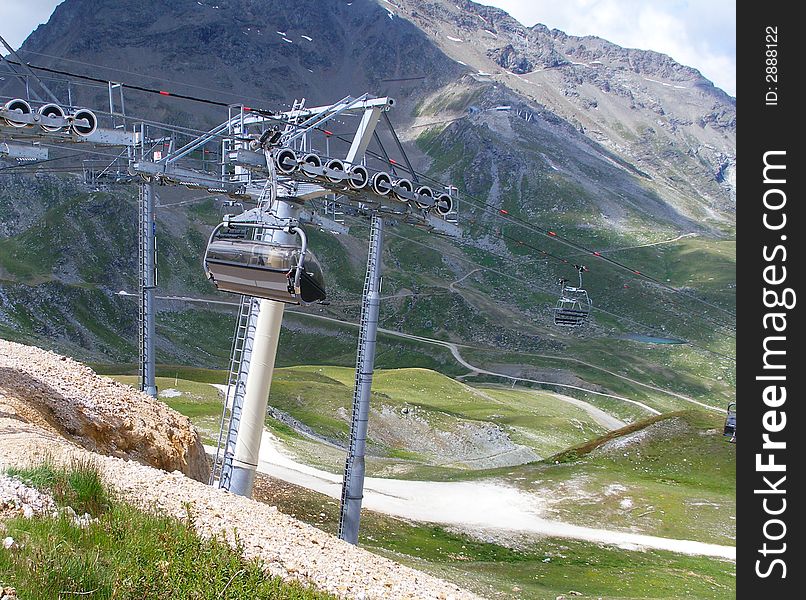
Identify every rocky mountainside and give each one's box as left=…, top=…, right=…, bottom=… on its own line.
left=0, top=0, right=736, bottom=392
left=396, top=0, right=735, bottom=208
left=12, top=0, right=735, bottom=211
left=15, top=0, right=461, bottom=122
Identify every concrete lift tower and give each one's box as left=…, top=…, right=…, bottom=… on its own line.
left=184, top=98, right=461, bottom=545
left=1, top=58, right=459, bottom=545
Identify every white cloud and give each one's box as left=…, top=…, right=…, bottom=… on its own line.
left=479, top=0, right=736, bottom=96
left=0, top=0, right=64, bottom=51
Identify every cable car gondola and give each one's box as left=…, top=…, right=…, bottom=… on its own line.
left=204, top=221, right=326, bottom=304
left=553, top=265, right=591, bottom=327
left=723, top=402, right=736, bottom=442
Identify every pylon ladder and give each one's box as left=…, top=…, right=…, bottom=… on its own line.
left=210, top=293, right=260, bottom=487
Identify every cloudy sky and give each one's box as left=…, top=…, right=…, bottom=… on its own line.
left=1, top=0, right=736, bottom=96
left=0, top=0, right=62, bottom=49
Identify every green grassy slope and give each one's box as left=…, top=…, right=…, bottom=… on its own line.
left=107, top=366, right=607, bottom=474
left=255, top=474, right=735, bottom=600
left=458, top=411, right=735, bottom=546
left=102, top=369, right=735, bottom=599
left=2, top=462, right=333, bottom=599
left=272, top=367, right=605, bottom=467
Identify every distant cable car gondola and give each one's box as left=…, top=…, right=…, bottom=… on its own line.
left=553, top=265, right=591, bottom=327
left=204, top=221, right=326, bottom=304
left=723, top=402, right=736, bottom=442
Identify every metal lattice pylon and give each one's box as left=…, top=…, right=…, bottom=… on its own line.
left=338, top=213, right=384, bottom=543
left=137, top=180, right=157, bottom=397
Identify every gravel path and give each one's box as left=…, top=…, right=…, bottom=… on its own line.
left=0, top=340, right=483, bottom=599
left=0, top=416, right=482, bottom=599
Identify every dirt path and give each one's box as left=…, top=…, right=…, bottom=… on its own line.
left=271, top=311, right=654, bottom=420
left=567, top=233, right=698, bottom=256
left=143, top=294, right=707, bottom=416
left=498, top=387, right=626, bottom=431
left=208, top=431, right=734, bottom=561
left=516, top=353, right=723, bottom=413
left=449, top=268, right=482, bottom=292
left=437, top=341, right=661, bottom=417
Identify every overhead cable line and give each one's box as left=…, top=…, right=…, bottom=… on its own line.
left=3, top=59, right=735, bottom=330
left=5, top=59, right=277, bottom=114
left=310, top=118, right=737, bottom=322
left=0, top=153, right=86, bottom=172
left=14, top=50, right=294, bottom=108
left=342, top=214, right=736, bottom=362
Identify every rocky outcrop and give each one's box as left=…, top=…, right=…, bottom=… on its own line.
left=487, top=44, right=534, bottom=74
left=0, top=339, right=209, bottom=482
left=0, top=474, right=58, bottom=520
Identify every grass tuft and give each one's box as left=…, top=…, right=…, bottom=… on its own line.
left=1, top=461, right=334, bottom=600
left=6, top=457, right=110, bottom=517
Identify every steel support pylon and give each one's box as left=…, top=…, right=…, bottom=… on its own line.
left=138, top=180, right=157, bottom=398
left=339, top=213, right=384, bottom=544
